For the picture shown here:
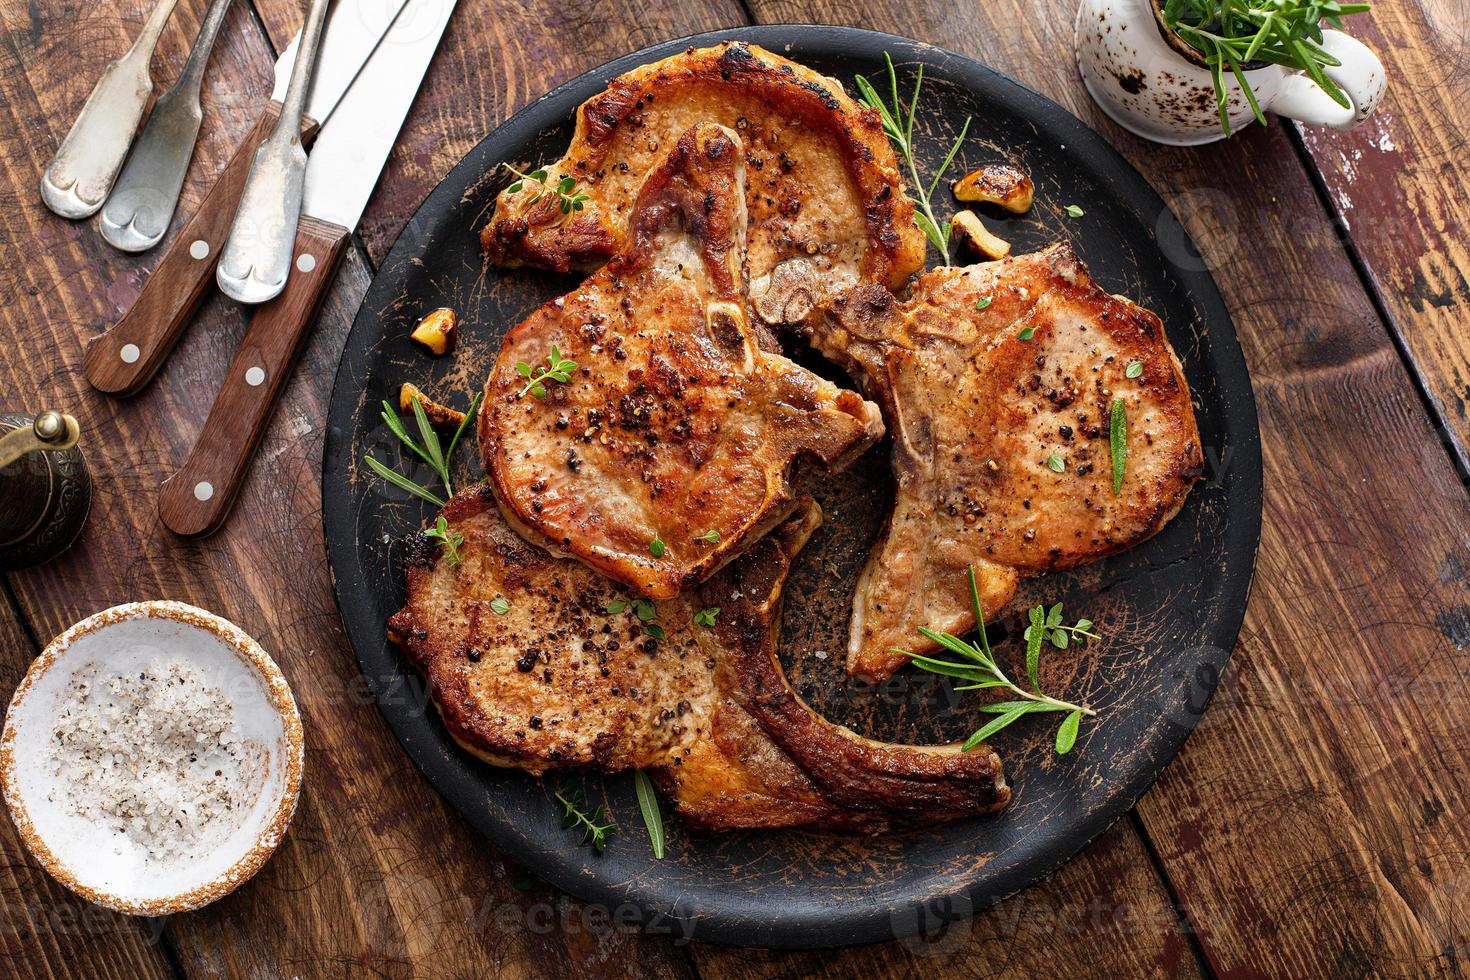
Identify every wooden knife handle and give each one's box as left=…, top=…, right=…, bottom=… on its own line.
left=83, top=102, right=319, bottom=396
left=159, top=215, right=350, bottom=537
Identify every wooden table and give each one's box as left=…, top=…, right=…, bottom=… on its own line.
left=1, top=0, right=1466, bottom=975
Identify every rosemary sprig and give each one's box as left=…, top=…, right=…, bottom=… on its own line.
left=554, top=783, right=614, bottom=852
left=633, top=770, right=665, bottom=859
left=1162, top=0, right=1371, bottom=136
left=854, top=53, right=972, bottom=266
left=363, top=391, right=482, bottom=507
left=894, top=566, right=1097, bottom=755
left=1110, top=397, right=1128, bottom=495
left=424, top=515, right=463, bottom=566
left=516, top=344, right=577, bottom=400
left=506, top=164, right=590, bottom=214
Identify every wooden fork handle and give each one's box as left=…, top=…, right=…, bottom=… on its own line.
left=159, top=215, right=350, bottom=537
left=83, top=101, right=319, bottom=396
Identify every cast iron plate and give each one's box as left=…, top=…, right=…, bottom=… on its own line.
left=322, top=26, right=1262, bottom=950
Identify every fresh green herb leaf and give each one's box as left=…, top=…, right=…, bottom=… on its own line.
left=1046, top=454, right=1066, bottom=473
left=1126, top=360, right=1145, bottom=379
left=633, top=599, right=658, bottom=622
left=975, top=295, right=993, bottom=310
left=554, top=783, right=613, bottom=852
left=1162, top=0, right=1370, bottom=136
left=1018, top=326, right=1036, bottom=341
left=363, top=391, right=481, bottom=505
left=423, top=515, right=464, bottom=566
left=649, top=533, right=666, bottom=558
left=696, top=529, right=721, bottom=544
left=516, top=345, right=578, bottom=400
left=490, top=597, right=510, bottom=615
left=897, top=567, right=1099, bottom=755
left=854, top=53, right=972, bottom=266
left=604, top=599, right=627, bottom=615
left=1064, top=204, right=1085, bottom=218
left=505, top=163, right=590, bottom=214
left=693, top=607, right=720, bottom=627
left=633, top=770, right=665, bottom=859
left=1110, top=397, right=1128, bottom=495
left=1055, top=709, right=1083, bottom=754
left=643, top=624, right=666, bottom=640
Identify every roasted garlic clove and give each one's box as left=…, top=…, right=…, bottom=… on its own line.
left=410, top=308, right=458, bottom=356
left=952, top=164, right=1034, bottom=213
left=951, top=211, right=1012, bottom=260
left=399, top=383, right=466, bottom=427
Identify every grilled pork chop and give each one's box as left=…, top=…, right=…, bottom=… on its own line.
left=481, top=123, right=884, bottom=599
left=482, top=42, right=926, bottom=327
left=811, top=243, right=1204, bottom=679
left=386, top=486, right=1010, bottom=831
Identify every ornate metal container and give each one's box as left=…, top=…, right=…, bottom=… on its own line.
left=0, top=412, right=91, bottom=570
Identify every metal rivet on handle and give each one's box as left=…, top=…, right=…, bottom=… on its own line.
left=189, top=240, right=210, bottom=260
left=120, top=344, right=141, bottom=363
left=194, top=481, right=214, bottom=502
left=245, top=366, right=265, bottom=386
left=296, top=253, right=316, bottom=273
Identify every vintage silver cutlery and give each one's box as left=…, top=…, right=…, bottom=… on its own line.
left=98, top=0, right=235, bottom=252
left=213, top=0, right=333, bottom=304
left=83, top=0, right=408, bottom=396
left=160, top=0, right=459, bottom=535
left=40, top=0, right=180, bottom=219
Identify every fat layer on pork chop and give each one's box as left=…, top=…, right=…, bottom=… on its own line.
left=481, top=123, right=884, bottom=599
left=386, top=486, right=1010, bottom=832
left=810, top=242, right=1204, bottom=680
left=482, top=42, right=926, bottom=327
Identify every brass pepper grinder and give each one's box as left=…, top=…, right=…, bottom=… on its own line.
left=0, top=411, right=91, bottom=570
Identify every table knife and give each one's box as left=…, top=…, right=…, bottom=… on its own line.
left=82, top=0, right=409, bottom=396
left=158, top=0, right=457, bottom=537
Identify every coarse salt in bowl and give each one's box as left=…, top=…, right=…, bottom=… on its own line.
left=0, top=601, right=304, bottom=915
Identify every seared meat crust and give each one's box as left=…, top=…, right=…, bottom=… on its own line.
left=482, top=42, right=926, bottom=326
left=481, top=123, right=884, bottom=599
left=811, top=243, right=1204, bottom=679
left=387, top=487, right=1010, bottom=832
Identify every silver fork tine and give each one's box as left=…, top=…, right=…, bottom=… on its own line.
left=99, top=0, right=236, bottom=253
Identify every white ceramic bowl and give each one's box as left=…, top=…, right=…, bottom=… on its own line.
left=0, top=601, right=304, bottom=915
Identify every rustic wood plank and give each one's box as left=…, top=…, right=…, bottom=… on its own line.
left=1292, top=1, right=1470, bottom=465
left=0, top=593, right=176, bottom=980
left=739, top=0, right=1470, bottom=974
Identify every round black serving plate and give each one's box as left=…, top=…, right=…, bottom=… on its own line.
left=322, top=26, right=1262, bottom=950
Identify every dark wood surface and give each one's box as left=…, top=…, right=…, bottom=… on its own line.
left=0, top=0, right=1464, bottom=976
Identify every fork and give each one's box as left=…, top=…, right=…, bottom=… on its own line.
left=99, top=0, right=236, bottom=252
left=40, top=0, right=180, bottom=219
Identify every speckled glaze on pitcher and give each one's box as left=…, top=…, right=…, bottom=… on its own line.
left=1075, top=0, right=1386, bottom=145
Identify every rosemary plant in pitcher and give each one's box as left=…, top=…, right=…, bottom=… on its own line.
left=1161, top=0, right=1371, bottom=135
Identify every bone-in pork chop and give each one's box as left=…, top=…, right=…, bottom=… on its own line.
left=482, top=42, right=926, bottom=327
left=386, top=486, right=1010, bottom=832
left=810, top=243, right=1204, bottom=679
left=481, top=123, right=884, bottom=599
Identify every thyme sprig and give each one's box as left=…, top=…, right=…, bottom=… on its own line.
left=506, top=164, right=590, bottom=214
left=854, top=53, right=972, bottom=266
left=424, top=515, right=463, bottom=566
left=555, top=783, right=614, bottom=852
left=895, top=566, right=1097, bottom=755
left=363, top=391, right=482, bottom=507
left=516, top=344, right=577, bottom=400
left=1162, top=0, right=1371, bottom=136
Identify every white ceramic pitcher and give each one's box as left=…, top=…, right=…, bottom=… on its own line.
left=1074, top=0, right=1386, bottom=145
